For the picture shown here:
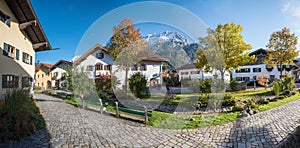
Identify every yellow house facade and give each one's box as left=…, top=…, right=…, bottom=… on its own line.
left=35, top=63, right=52, bottom=90
left=0, top=0, right=52, bottom=98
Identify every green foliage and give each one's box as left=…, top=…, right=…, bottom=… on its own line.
left=196, top=94, right=210, bottom=109
left=256, top=98, right=269, bottom=105
left=232, top=104, right=245, bottom=111
left=222, top=95, right=237, bottom=107
left=129, top=72, right=150, bottom=98
left=265, top=27, right=298, bottom=77
left=272, top=73, right=296, bottom=97
left=199, top=79, right=212, bottom=93
left=195, top=23, right=255, bottom=81
left=0, top=89, right=46, bottom=141
left=229, top=79, right=238, bottom=91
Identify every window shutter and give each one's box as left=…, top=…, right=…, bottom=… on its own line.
left=3, top=43, right=8, bottom=56
left=16, top=49, right=19, bottom=60
left=22, top=52, right=25, bottom=63
left=5, top=16, right=10, bottom=27
left=30, top=56, right=32, bottom=65
left=14, top=76, right=19, bottom=88
left=2, top=75, right=6, bottom=88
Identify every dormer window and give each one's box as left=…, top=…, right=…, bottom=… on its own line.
left=97, top=53, right=104, bottom=59
left=0, top=10, right=10, bottom=27
left=86, top=65, right=93, bottom=71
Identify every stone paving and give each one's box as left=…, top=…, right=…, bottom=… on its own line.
left=2, top=94, right=300, bottom=147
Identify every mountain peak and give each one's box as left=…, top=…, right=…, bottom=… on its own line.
left=144, top=31, right=190, bottom=47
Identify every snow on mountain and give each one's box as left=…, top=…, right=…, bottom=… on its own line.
left=144, top=31, right=190, bottom=47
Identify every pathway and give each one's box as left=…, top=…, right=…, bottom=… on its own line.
left=3, top=94, right=300, bottom=147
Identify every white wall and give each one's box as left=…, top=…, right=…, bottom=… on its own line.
left=178, top=68, right=230, bottom=83
left=232, top=64, right=293, bottom=81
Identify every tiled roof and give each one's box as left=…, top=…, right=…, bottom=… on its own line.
left=177, top=63, right=196, bottom=70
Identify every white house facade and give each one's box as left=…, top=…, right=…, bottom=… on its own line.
left=231, top=48, right=295, bottom=82
left=50, top=60, right=72, bottom=90
left=74, top=44, right=114, bottom=80
left=0, top=0, right=52, bottom=97
left=178, top=64, right=231, bottom=83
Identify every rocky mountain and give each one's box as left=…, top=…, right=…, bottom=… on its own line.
left=144, top=31, right=199, bottom=68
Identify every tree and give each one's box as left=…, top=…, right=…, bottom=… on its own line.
left=265, top=27, right=298, bottom=78
left=195, top=23, right=255, bottom=82
left=72, top=68, right=96, bottom=109
left=129, top=72, right=149, bottom=98
left=108, top=18, right=148, bottom=92
left=108, top=18, right=143, bottom=59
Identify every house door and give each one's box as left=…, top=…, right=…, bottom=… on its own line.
left=47, top=81, right=51, bottom=89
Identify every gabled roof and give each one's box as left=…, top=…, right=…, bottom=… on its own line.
left=140, top=53, right=170, bottom=62
left=249, top=48, right=268, bottom=56
left=50, top=60, right=72, bottom=70
left=177, top=63, right=196, bottom=70
left=35, top=63, right=52, bottom=72
left=74, top=44, right=107, bottom=65
left=4, top=0, right=52, bottom=52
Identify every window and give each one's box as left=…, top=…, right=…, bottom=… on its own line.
left=181, top=72, right=189, bottom=75
left=86, top=65, right=93, bottom=71
left=104, top=65, right=111, bottom=71
left=3, top=43, right=18, bottom=59
left=37, top=74, right=39, bottom=78
left=38, top=83, right=39, bottom=86
left=97, top=53, right=104, bottom=59
left=22, top=77, right=31, bottom=88
left=236, top=68, right=250, bottom=73
left=54, top=72, right=58, bottom=77
left=191, top=70, right=200, bottom=74
left=22, top=52, right=32, bottom=65
left=132, top=65, right=138, bottom=71
left=253, top=76, right=257, bottom=80
left=42, top=82, right=44, bottom=87
left=42, top=74, right=44, bottom=78
left=253, top=68, right=261, bottom=73
left=2, top=75, right=18, bottom=88
left=95, top=64, right=103, bottom=70
left=0, top=10, right=10, bottom=27
left=141, top=64, right=147, bottom=71
left=235, top=77, right=249, bottom=81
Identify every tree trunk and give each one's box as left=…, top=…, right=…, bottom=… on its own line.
left=280, top=63, right=283, bottom=78
left=125, top=67, right=128, bottom=93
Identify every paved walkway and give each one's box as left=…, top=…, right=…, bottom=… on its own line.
left=3, top=94, right=300, bottom=147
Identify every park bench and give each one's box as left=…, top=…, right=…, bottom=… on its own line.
left=55, top=91, right=74, bottom=99
left=114, top=102, right=152, bottom=126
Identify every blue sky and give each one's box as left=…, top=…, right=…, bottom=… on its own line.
left=31, top=0, right=300, bottom=64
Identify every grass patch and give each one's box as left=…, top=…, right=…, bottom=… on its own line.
left=258, top=93, right=300, bottom=112
left=148, top=111, right=240, bottom=129
left=0, top=89, right=46, bottom=141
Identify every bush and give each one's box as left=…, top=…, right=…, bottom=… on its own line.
left=273, top=81, right=281, bottom=97
left=246, top=99, right=258, bottom=108
left=232, top=104, right=245, bottom=111
left=0, top=89, right=46, bottom=141
left=229, top=79, right=238, bottom=91
left=272, top=73, right=296, bottom=97
left=222, top=95, right=237, bottom=107
left=256, top=98, right=269, bottom=105
left=199, top=79, right=212, bottom=93
left=196, top=94, right=210, bottom=109
left=129, top=72, right=150, bottom=98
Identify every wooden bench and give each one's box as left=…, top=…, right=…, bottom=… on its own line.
left=115, top=102, right=152, bottom=126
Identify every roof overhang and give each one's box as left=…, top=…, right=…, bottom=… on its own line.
left=5, top=0, right=52, bottom=52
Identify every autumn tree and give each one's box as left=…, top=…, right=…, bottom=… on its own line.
left=195, top=23, right=255, bottom=82
left=108, top=18, right=143, bottom=59
left=108, top=18, right=148, bottom=91
left=265, top=27, right=298, bottom=78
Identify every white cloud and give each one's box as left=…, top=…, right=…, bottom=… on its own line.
left=282, top=0, right=300, bottom=18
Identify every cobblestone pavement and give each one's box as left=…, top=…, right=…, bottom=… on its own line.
left=3, top=94, right=300, bottom=147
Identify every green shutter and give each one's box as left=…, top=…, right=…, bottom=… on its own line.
left=16, top=49, right=19, bottom=60
left=14, top=76, right=19, bottom=88
left=22, top=52, right=26, bottom=63
left=5, top=16, right=10, bottom=27
left=30, top=56, right=32, bottom=65
left=3, top=43, right=8, bottom=56
left=2, top=75, right=6, bottom=88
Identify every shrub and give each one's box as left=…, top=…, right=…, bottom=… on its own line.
left=222, top=95, right=237, bottom=107
left=229, top=79, right=238, bottom=91
left=129, top=72, right=150, bottom=98
left=196, top=94, right=210, bottom=109
left=272, top=73, right=296, bottom=97
left=0, top=89, right=46, bottom=141
left=272, top=81, right=281, bottom=97
left=246, top=99, right=258, bottom=108
left=232, top=104, right=245, bottom=111
left=256, top=98, right=269, bottom=105
left=199, top=79, right=212, bottom=93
